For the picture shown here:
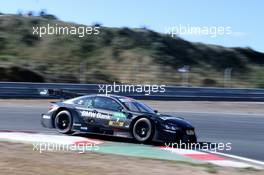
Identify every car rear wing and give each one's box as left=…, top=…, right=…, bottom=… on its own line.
left=38, top=88, right=82, bottom=99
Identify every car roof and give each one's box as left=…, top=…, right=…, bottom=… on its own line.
left=80, top=94, right=133, bottom=100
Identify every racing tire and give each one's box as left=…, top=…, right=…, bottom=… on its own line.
left=54, top=110, right=74, bottom=134
left=132, top=117, right=154, bottom=143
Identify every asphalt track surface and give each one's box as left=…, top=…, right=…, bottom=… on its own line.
left=0, top=104, right=264, bottom=162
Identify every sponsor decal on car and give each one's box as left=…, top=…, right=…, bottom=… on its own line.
left=80, top=126, right=88, bottom=130
left=80, top=111, right=111, bottom=120
left=186, top=130, right=195, bottom=135
left=73, top=123, right=81, bottom=126
left=108, top=121, right=124, bottom=127
left=42, top=114, right=51, bottom=119
left=112, top=112, right=126, bottom=120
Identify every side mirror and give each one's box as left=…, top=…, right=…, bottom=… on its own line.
left=121, top=109, right=127, bottom=113
left=117, top=106, right=124, bottom=112
left=154, top=110, right=158, bottom=113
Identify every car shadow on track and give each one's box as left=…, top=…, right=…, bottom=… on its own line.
left=72, top=132, right=163, bottom=146
left=72, top=132, right=215, bottom=149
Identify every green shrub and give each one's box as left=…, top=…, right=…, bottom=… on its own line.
left=202, top=78, right=218, bottom=87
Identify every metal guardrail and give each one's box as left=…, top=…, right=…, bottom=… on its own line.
left=1, top=82, right=264, bottom=101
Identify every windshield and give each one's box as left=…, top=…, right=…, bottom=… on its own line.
left=119, top=97, right=155, bottom=114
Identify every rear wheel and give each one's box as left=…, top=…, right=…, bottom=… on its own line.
left=132, top=118, right=154, bottom=143
left=54, top=110, right=74, bottom=134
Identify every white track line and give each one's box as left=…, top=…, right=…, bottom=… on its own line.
left=207, top=160, right=260, bottom=169
left=167, top=111, right=264, bottom=117
left=161, top=147, right=207, bottom=154
left=161, top=147, right=263, bottom=169
left=210, top=151, right=264, bottom=166
left=0, top=132, right=102, bottom=145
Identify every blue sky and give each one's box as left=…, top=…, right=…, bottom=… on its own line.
left=0, top=0, right=263, bottom=52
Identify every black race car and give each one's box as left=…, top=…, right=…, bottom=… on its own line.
left=41, top=94, right=197, bottom=143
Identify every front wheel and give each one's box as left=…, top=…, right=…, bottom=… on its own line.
left=54, top=110, right=74, bottom=134
left=132, top=118, right=154, bottom=143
